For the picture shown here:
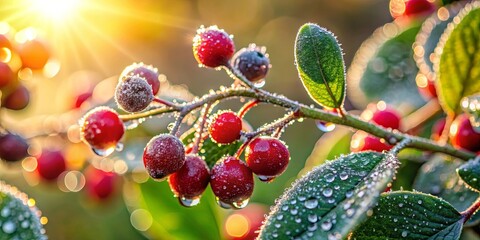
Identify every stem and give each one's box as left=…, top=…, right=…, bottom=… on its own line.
left=462, top=197, right=480, bottom=223
left=389, top=138, right=412, bottom=155
left=191, top=103, right=212, bottom=154
left=403, top=99, right=442, bottom=133
left=153, top=97, right=176, bottom=107
left=438, top=113, right=455, bottom=144
left=238, top=99, right=260, bottom=118
left=243, top=113, right=297, bottom=139
left=118, top=87, right=476, bottom=161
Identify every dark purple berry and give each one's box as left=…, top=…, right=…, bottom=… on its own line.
left=143, top=134, right=185, bottom=180
left=115, top=75, right=154, bottom=113
left=232, top=44, right=270, bottom=82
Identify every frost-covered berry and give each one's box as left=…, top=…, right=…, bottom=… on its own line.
left=143, top=134, right=185, bottom=180
left=232, top=44, right=270, bottom=82
left=209, top=111, right=242, bottom=144
left=193, top=26, right=235, bottom=68
left=120, top=63, right=161, bottom=95
left=210, top=156, right=254, bottom=209
left=115, top=75, right=154, bottom=113
left=80, top=107, right=125, bottom=156
left=3, top=85, right=30, bottom=110
left=36, top=150, right=66, bottom=181
left=245, top=136, right=289, bottom=182
left=361, top=103, right=401, bottom=130
left=0, top=133, right=29, bottom=162
left=168, top=154, right=210, bottom=207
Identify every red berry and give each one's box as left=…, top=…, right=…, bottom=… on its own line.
left=36, top=150, right=66, bottom=181
left=84, top=166, right=117, bottom=200
left=350, top=131, right=393, bottom=152
left=224, top=204, right=267, bottom=240
left=18, top=39, right=50, bottom=70
left=73, top=92, right=92, bottom=109
left=80, top=107, right=125, bottom=156
left=120, top=63, right=161, bottom=95
left=416, top=74, right=437, bottom=99
left=245, top=136, right=289, bottom=182
left=404, top=0, right=435, bottom=17
left=449, top=114, right=480, bottom=152
left=210, top=156, right=254, bottom=209
left=193, top=26, right=235, bottom=68
left=0, top=133, right=29, bottom=162
left=209, top=111, right=242, bottom=144
left=168, top=154, right=210, bottom=206
left=115, top=75, right=154, bottom=113
left=3, top=85, right=30, bottom=110
left=431, top=118, right=446, bottom=141
left=0, top=62, right=14, bottom=88
left=232, top=44, right=270, bottom=82
left=143, top=134, right=185, bottom=180
left=362, top=103, right=401, bottom=130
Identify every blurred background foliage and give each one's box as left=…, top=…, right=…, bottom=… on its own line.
left=0, top=0, right=398, bottom=239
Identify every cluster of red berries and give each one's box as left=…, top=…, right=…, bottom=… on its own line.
left=78, top=26, right=290, bottom=209
left=351, top=102, right=402, bottom=152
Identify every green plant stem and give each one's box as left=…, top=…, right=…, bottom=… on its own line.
left=119, top=86, right=476, bottom=161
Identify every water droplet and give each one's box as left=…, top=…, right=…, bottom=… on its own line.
left=308, top=223, right=318, bottom=232
left=179, top=196, right=200, bottom=207
left=2, top=221, right=16, bottom=234
left=167, top=122, right=175, bottom=131
left=276, top=214, right=284, bottom=221
left=323, top=188, right=333, bottom=197
left=298, top=195, right=306, bottom=201
left=290, top=208, right=298, bottom=215
left=321, top=220, right=332, bottom=231
left=295, top=217, right=302, bottom=223
left=346, top=209, right=355, bottom=217
left=91, top=146, right=116, bottom=157
left=115, top=142, right=124, bottom=151
left=345, top=190, right=354, bottom=198
left=325, top=173, right=335, bottom=183
left=21, top=221, right=29, bottom=229
left=274, top=223, right=281, bottom=228
left=1, top=208, right=10, bottom=217
left=308, top=214, right=318, bottom=223
left=232, top=199, right=249, bottom=209
left=418, top=200, right=422, bottom=205
left=253, top=79, right=266, bottom=88
left=398, top=203, right=403, bottom=208
left=304, top=198, right=318, bottom=209
left=316, top=120, right=336, bottom=132
left=401, top=231, right=408, bottom=237
left=216, top=199, right=232, bottom=209
left=339, top=172, right=348, bottom=180
left=258, top=175, right=275, bottom=182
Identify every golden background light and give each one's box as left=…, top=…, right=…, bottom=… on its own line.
left=28, top=0, right=81, bottom=21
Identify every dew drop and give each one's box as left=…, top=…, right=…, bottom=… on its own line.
left=316, top=121, right=336, bottom=132
left=345, top=190, right=354, bottom=198
left=308, top=214, right=318, bottom=223
left=232, top=199, right=249, bottom=209
left=258, top=175, right=275, bottom=182
left=1, top=208, right=10, bottom=217
left=321, top=220, right=332, bottom=231
left=115, top=142, right=124, bottom=151
left=304, top=198, right=319, bottom=209
left=418, top=200, right=422, bottom=205
left=401, top=231, right=408, bottom=237
left=308, top=223, right=318, bottom=232
left=21, top=221, right=29, bottom=229
left=290, top=208, right=298, bottom=215
left=276, top=214, right=284, bottom=221
left=216, top=199, right=232, bottom=209
left=274, top=223, right=281, bottom=228
left=323, top=188, right=333, bottom=197
left=253, top=79, right=266, bottom=88
left=295, top=217, right=302, bottom=223
left=339, top=172, right=348, bottom=180
left=91, top=146, right=116, bottom=157
left=179, top=196, right=200, bottom=207
left=2, top=221, right=16, bottom=234
left=325, top=173, right=335, bottom=183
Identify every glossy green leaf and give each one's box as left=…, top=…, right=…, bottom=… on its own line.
left=0, top=181, right=46, bottom=240
left=128, top=179, right=223, bottom=240
left=457, top=157, right=480, bottom=192
left=414, top=2, right=464, bottom=79
left=436, top=2, right=480, bottom=114
left=413, top=155, right=480, bottom=226
left=347, top=22, right=425, bottom=108
left=350, top=191, right=463, bottom=240
left=295, top=23, right=346, bottom=108
left=258, top=151, right=399, bottom=239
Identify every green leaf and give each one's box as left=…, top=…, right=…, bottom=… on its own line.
left=295, top=23, right=346, bottom=108
left=436, top=2, right=480, bottom=114
left=180, top=128, right=241, bottom=168
left=347, top=22, right=425, bottom=108
left=414, top=2, right=464, bottom=80
left=413, top=155, right=480, bottom=226
left=457, top=157, right=480, bottom=192
left=299, top=127, right=352, bottom=176
left=258, top=151, right=399, bottom=239
left=350, top=191, right=463, bottom=240
left=127, top=179, right=223, bottom=240
left=0, top=181, right=47, bottom=240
